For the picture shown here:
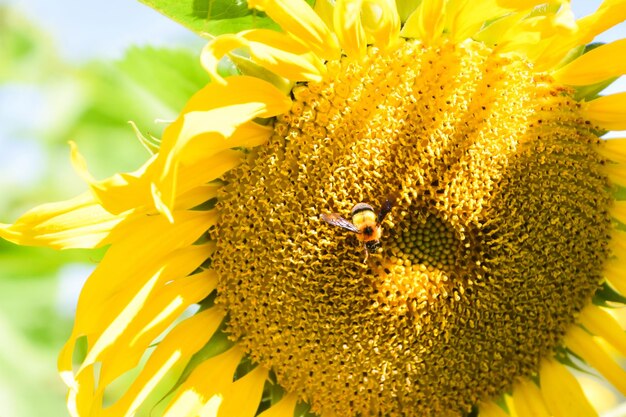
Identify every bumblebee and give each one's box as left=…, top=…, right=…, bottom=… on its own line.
left=320, top=199, right=394, bottom=259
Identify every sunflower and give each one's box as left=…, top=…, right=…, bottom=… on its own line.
left=3, top=0, right=626, bottom=416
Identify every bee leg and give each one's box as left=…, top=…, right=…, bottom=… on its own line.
left=363, top=244, right=369, bottom=263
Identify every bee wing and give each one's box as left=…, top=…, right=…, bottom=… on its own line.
left=320, top=213, right=360, bottom=233
left=377, top=198, right=395, bottom=223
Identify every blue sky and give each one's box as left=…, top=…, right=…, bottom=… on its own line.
left=2, top=0, right=203, bottom=62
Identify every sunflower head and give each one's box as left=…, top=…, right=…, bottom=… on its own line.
left=213, top=31, right=613, bottom=416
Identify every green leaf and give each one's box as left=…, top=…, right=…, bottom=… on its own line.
left=64, top=46, right=210, bottom=178
left=0, top=6, right=64, bottom=82
left=137, top=0, right=280, bottom=37
left=116, top=46, right=210, bottom=112
left=0, top=240, right=103, bottom=277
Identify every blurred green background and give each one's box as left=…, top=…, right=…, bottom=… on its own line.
left=0, top=1, right=205, bottom=415
left=0, top=1, right=625, bottom=417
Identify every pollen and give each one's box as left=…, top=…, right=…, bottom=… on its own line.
left=213, top=39, right=612, bottom=417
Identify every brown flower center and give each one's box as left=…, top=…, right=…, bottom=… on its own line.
left=213, top=39, right=612, bottom=416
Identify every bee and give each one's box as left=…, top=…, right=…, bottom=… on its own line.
left=320, top=199, right=394, bottom=260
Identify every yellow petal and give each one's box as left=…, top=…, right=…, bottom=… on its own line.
left=611, top=229, right=626, bottom=263
left=366, top=0, right=401, bottom=49
left=314, top=0, right=335, bottom=32
left=177, top=119, right=271, bottom=169
left=579, top=304, right=626, bottom=358
left=168, top=152, right=240, bottom=205
left=70, top=141, right=156, bottom=215
left=247, top=0, right=340, bottom=60
left=217, top=366, right=268, bottom=417
left=152, top=149, right=242, bottom=222
left=58, top=211, right=216, bottom=376
left=575, top=0, right=626, bottom=46
left=101, top=307, right=226, bottom=417
left=473, top=11, right=527, bottom=46
left=494, top=3, right=578, bottom=60
left=534, top=0, right=626, bottom=70
left=553, top=39, right=626, bottom=85
left=163, top=347, right=244, bottom=417
left=445, top=0, right=504, bottom=41
left=77, top=244, right=213, bottom=378
left=173, top=111, right=268, bottom=168
left=582, top=92, right=626, bottom=131
left=605, top=257, right=626, bottom=296
left=333, top=0, right=367, bottom=57
left=152, top=76, right=290, bottom=219
left=0, top=191, right=124, bottom=249
left=202, top=31, right=326, bottom=84
left=478, top=401, right=510, bottom=417
left=77, top=267, right=162, bottom=376
left=257, top=393, right=299, bottom=417
left=401, top=0, right=446, bottom=43
left=67, top=364, right=98, bottom=417
left=551, top=1, right=577, bottom=33
left=184, top=76, right=289, bottom=116
left=497, top=0, right=550, bottom=8
left=175, top=185, right=222, bottom=211
left=445, top=0, right=544, bottom=42
left=511, top=378, right=551, bottom=417
left=564, top=326, right=626, bottom=396
left=598, top=138, right=626, bottom=165
left=243, top=29, right=327, bottom=82
left=161, top=105, right=254, bottom=181
left=98, top=267, right=218, bottom=387
left=201, top=34, right=247, bottom=84
left=603, top=161, right=626, bottom=188
left=169, top=76, right=291, bottom=135
left=539, top=358, right=598, bottom=417
left=504, top=395, right=520, bottom=417
left=334, top=0, right=399, bottom=54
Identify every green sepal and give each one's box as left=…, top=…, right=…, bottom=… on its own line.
left=233, top=354, right=259, bottom=380
left=554, top=345, right=596, bottom=376
left=216, top=53, right=242, bottom=78
left=128, top=121, right=160, bottom=154
left=137, top=0, right=280, bottom=37
left=178, top=327, right=234, bottom=378
left=228, top=53, right=293, bottom=94
left=593, top=281, right=626, bottom=306
left=266, top=370, right=284, bottom=406
left=563, top=43, right=621, bottom=100
left=466, top=406, right=479, bottom=417
left=191, top=197, right=218, bottom=212
left=615, top=185, right=626, bottom=201
left=295, top=401, right=318, bottom=417
left=574, top=78, right=617, bottom=101
left=555, top=45, right=585, bottom=70
left=158, top=318, right=234, bottom=400
left=395, top=0, right=421, bottom=23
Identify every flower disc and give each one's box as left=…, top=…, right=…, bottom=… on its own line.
left=213, top=40, right=612, bottom=416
